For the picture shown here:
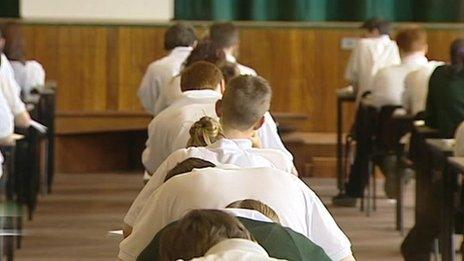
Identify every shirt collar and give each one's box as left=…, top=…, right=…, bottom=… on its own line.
left=208, top=138, right=253, bottom=150
left=222, top=208, right=273, bottom=223
left=204, top=239, right=269, bottom=257
left=170, top=46, right=193, bottom=55
left=226, top=53, right=237, bottom=63
left=401, top=53, right=428, bottom=66
left=180, top=89, right=222, bottom=100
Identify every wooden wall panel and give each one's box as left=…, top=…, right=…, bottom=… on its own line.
left=11, top=22, right=464, bottom=135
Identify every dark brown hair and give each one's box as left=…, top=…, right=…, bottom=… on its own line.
left=395, top=26, right=427, bottom=53
left=164, top=23, right=197, bottom=51
left=180, top=61, right=224, bottom=92
left=184, top=39, right=226, bottom=68
left=210, top=22, right=239, bottom=49
left=450, top=38, right=464, bottom=74
left=219, top=61, right=240, bottom=83
left=164, top=158, right=216, bottom=182
left=159, top=209, right=252, bottom=261
left=2, top=22, right=26, bottom=62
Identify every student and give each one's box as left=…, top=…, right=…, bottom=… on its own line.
left=368, top=26, right=431, bottom=108
left=0, top=28, right=22, bottom=101
left=141, top=61, right=224, bottom=174
left=0, top=83, right=14, bottom=178
left=158, top=209, right=281, bottom=261
left=3, top=23, right=45, bottom=99
left=119, top=163, right=353, bottom=261
left=345, top=18, right=400, bottom=103
left=138, top=23, right=197, bottom=116
left=425, top=38, right=464, bottom=138
left=210, top=22, right=257, bottom=76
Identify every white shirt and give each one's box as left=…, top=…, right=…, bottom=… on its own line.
left=368, top=54, right=429, bottom=108
left=454, top=122, right=464, bottom=156
left=138, top=47, right=193, bottom=116
left=226, top=54, right=257, bottom=76
left=119, top=167, right=351, bottom=261
left=190, top=239, right=283, bottom=261
left=10, top=60, right=46, bottom=99
left=403, top=61, right=444, bottom=115
left=125, top=138, right=296, bottom=226
left=345, top=35, right=401, bottom=103
left=0, top=54, right=25, bottom=116
left=0, top=84, right=14, bottom=177
left=142, top=90, right=221, bottom=173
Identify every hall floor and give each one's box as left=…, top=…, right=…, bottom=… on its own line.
left=14, top=172, right=415, bottom=260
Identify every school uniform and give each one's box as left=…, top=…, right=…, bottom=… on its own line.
left=225, top=54, right=257, bottom=76
left=125, top=138, right=297, bottom=227
left=403, top=61, right=444, bottom=116
left=137, top=47, right=193, bottom=116
left=119, top=167, right=352, bottom=261
left=0, top=84, right=14, bottom=177
left=345, top=35, right=400, bottom=103
left=10, top=60, right=46, bottom=99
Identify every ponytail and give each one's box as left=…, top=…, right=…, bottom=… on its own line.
left=187, top=116, right=224, bottom=147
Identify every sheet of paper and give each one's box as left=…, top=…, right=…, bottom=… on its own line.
left=30, top=120, right=48, bottom=134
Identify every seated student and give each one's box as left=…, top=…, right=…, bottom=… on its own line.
left=0, top=83, right=14, bottom=178
left=3, top=23, right=45, bottom=99
left=119, top=159, right=353, bottom=261
left=142, top=61, right=225, bottom=174
left=368, top=26, right=431, bottom=108
left=209, top=22, right=257, bottom=76
left=159, top=209, right=281, bottom=261
left=345, top=18, right=400, bottom=103
left=138, top=23, right=197, bottom=115
left=425, top=38, right=464, bottom=138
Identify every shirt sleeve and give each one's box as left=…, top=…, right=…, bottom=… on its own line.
left=344, top=42, right=361, bottom=83
left=258, top=112, right=293, bottom=160
left=300, top=182, right=352, bottom=261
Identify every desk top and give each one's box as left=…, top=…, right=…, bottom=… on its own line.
left=448, top=157, right=464, bottom=172
left=426, top=139, right=455, bottom=154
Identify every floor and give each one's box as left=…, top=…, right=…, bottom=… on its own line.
left=14, top=172, right=416, bottom=260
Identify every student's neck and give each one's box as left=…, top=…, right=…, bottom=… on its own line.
left=222, top=126, right=254, bottom=140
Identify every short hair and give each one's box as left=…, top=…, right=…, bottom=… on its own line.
left=360, top=18, right=391, bottom=35
left=395, top=26, right=427, bottom=53
left=187, top=116, right=224, bottom=147
left=219, top=61, right=240, bottom=83
left=210, top=22, right=239, bottom=49
left=450, top=38, right=464, bottom=73
left=184, top=40, right=226, bottom=68
left=164, top=23, right=197, bottom=51
left=227, top=199, right=280, bottom=223
left=165, top=158, right=216, bottom=182
left=159, top=209, right=252, bottom=260
left=2, top=23, right=26, bottom=62
left=180, top=61, right=224, bottom=92
left=221, top=75, right=272, bottom=131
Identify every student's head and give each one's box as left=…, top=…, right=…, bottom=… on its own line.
left=164, top=23, right=198, bottom=51
left=2, top=23, right=26, bottom=62
left=187, top=116, right=224, bottom=147
left=165, top=157, right=216, bottom=182
left=210, top=22, right=240, bottom=51
left=159, top=209, right=252, bottom=260
left=360, top=18, right=391, bottom=38
left=227, top=199, right=280, bottom=223
left=180, top=61, right=225, bottom=93
left=216, top=75, right=272, bottom=132
left=219, top=62, right=240, bottom=84
left=184, top=40, right=226, bottom=68
left=450, top=38, right=464, bottom=73
left=395, top=26, right=428, bottom=57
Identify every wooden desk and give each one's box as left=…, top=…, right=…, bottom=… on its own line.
left=336, top=91, right=356, bottom=194
left=426, top=139, right=455, bottom=261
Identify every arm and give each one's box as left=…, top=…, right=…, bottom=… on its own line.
left=137, top=65, right=160, bottom=115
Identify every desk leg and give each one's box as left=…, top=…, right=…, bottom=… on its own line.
left=336, top=98, right=345, bottom=194
left=441, top=164, right=456, bottom=261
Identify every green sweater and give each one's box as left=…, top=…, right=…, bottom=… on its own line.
left=426, top=65, right=464, bottom=138
left=137, top=217, right=331, bottom=261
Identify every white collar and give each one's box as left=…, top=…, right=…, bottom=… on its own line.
left=205, top=239, right=269, bottom=257
left=208, top=138, right=253, bottom=150
left=223, top=208, right=273, bottom=223
left=180, top=89, right=222, bottom=99
left=226, top=53, right=237, bottom=63
left=169, top=46, right=193, bottom=56
left=401, top=53, right=428, bottom=66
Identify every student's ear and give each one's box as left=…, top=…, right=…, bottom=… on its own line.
left=252, top=116, right=265, bottom=130
left=215, top=100, right=223, bottom=117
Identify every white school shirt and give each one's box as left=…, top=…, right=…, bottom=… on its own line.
left=142, top=90, right=221, bottom=173
left=190, top=239, right=283, bottom=261
left=0, top=69, right=26, bottom=116
left=119, top=167, right=352, bottom=261
left=226, top=54, right=257, bottom=76
left=125, top=138, right=296, bottom=226
left=345, top=35, right=401, bottom=103
left=0, top=84, right=14, bottom=178
left=137, top=47, right=193, bottom=115
left=10, top=60, right=46, bottom=99
left=368, top=54, right=429, bottom=108
left=403, top=61, right=444, bottom=115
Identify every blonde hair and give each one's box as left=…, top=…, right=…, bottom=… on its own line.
left=227, top=199, right=280, bottom=224
left=187, top=116, right=224, bottom=147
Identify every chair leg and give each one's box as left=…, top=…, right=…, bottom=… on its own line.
left=373, top=169, right=377, bottom=211
left=16, top=216, right=21, bottom=249
left=433, top=239, right=440, bottom=261
left=396, top=169, right=405, bottom=235
left=366, top=160, right=373, bottom=217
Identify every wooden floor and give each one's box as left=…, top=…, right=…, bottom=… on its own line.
left=14, top=172, right=416, bottom=260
